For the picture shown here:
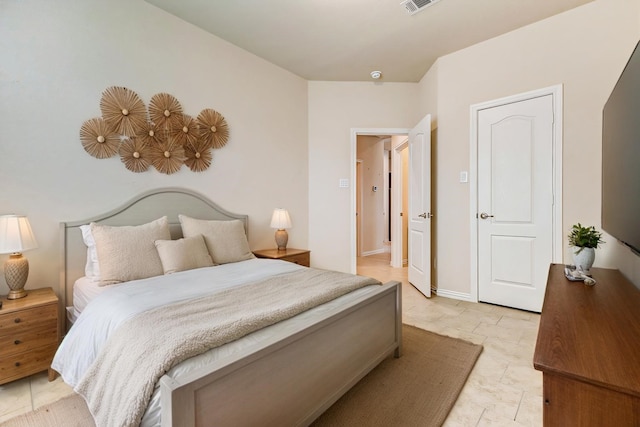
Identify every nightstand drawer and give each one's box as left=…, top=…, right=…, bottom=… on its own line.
left=0, top=325, right=58, bottom=358
left=0, top=343, right=57, bottom=385
left=286, top=252, right=310, bottom=266
left=0, top=304, right=57, bottom=336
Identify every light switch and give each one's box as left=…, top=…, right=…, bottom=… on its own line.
left=339, top=178, right=349, bottom=188
left=459, top=171, right=468, bottom=183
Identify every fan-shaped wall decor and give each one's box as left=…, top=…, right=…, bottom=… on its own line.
left=100, top=86, right=147, bottom=137
left=136, top=121, right=165, bottom=146
left=184, top=139, right=213, bottom=172
left=80, top=86, right=230, bottom=174
left=149, top=93, right=183, bottom=130
left=80, top=117, right=121, bottom=159
left=149, top=137, right=186, bottom=175
left=119, top=137, right=151, bottom=173
left=197, top=109, right=229, bottom=149
left=170, top=114, right=199, bottom=147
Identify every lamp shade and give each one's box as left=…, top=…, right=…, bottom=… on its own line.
left=270, top=209, right=292, bottom=230
left=0, top=215, right=38, bottom=254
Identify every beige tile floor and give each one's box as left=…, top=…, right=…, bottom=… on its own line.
left=357, top=253, right=542, bottom=426
left=0, top=254, right=542, bottom=426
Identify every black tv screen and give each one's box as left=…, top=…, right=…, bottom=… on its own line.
left=602, top=39, right=640, bottom=255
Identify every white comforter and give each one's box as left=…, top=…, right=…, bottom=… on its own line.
left=52, top=258, right=380, bottom=426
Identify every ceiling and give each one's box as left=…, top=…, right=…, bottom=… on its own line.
left=146, top=0, right=594, bottom=83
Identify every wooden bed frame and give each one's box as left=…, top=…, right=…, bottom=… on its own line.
left=59, top=187, right=402, bottom=427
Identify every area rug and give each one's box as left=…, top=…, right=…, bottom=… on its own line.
left=312, top=324, right=483, bottom=426
left=1, top=325, right=481, bottom=427
left=0, top=393, right=93, bottom=427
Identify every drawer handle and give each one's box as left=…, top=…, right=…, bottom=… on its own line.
left=15, top=362, right=20, bottom=367
left=14, top=318, right=21, bottom=324
left=14, top=340, right=21, bottom=345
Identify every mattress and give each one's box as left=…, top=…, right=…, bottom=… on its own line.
left=68, top=276, right=111, bottom=323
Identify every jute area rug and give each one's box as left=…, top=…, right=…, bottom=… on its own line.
left=2, top=325, right=481, bottom=427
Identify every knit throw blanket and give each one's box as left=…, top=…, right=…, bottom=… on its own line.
left=74, top=268, right=380, bottom=427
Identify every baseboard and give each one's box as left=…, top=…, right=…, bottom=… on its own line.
left=361, top=248, right=387, bottom=257
left=434, top=289, right=475, bottom=303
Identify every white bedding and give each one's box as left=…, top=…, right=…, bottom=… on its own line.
left=53, top=258, right=381, bottom=427
left=70, top=276, right=109, bottom=321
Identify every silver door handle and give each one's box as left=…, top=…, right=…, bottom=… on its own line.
left=479, top=212, right=494, bottom=219
left=418, top=213, right=427, bottom=218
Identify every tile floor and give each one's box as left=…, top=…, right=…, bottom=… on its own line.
left=0, top=254, right=543, bottom=426
left=357, top=253, right=542, bottom=426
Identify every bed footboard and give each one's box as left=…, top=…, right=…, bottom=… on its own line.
left=159, top=280, right=402, bottom=427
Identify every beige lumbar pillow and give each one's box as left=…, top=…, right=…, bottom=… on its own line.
left=178, top=215, right=254, bottom=264
left=155, top=235, right=214, bottom=274
left=90, top=216, right=171, bottom=285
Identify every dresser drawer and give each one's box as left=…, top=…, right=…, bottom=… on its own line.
left=0, top=325, right=58, bottom=358
left=0, top=343, right=57, bottom=385
left=0, top=304, right=57, bottom=336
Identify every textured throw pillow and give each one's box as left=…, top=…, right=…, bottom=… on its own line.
left=90, top=216, right=171, bottom=285
left=79, top=224, right=100, bottom=281
left=155, top=235, right=215, bottom=274
left=179, top=215, right=254, bottom=264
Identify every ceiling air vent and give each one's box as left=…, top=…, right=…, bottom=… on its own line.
left=401, top=0, right=442, bottom=15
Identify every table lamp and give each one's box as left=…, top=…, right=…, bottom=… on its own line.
left=270, top=209, right=292, bottom=251
left=0, top=215, right=38, bottom=299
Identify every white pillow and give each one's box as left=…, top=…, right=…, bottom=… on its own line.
left=154, top=235, right=215, bottom=274
left=79, top=224, right=100, bottom=281
left=178, top=215, right=254, bottom=264
left=90, top=217, right=171, bottom=285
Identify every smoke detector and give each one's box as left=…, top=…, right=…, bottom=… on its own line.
left=401, top=0, right=442, bottom=15
left=370, top=71, right=382, bottom=79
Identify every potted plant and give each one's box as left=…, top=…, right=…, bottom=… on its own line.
left=568, top=223, right=604, bottom=272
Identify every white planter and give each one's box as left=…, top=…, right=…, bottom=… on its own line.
left=572, top=247, right=595, bottom=272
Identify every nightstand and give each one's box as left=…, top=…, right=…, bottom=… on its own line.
left=0, top=288, right=59, bottom=385
left=253, top=248, right=310, bottom=267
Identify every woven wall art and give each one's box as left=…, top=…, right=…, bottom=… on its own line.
left=79, top=86, right=229, bottom=174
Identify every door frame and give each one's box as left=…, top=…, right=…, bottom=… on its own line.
left=356, top=160, right=363, bottom=257
left=469, top=85, right=563, bottom=303
left=391, top=138, right=409, bottom=268
left=350, top=128, right=410, bottom=274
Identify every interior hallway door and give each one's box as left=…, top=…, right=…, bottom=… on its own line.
left=408, top=115, right=432, bottom=297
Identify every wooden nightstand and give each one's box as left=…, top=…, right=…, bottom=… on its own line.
left=253, top=248, right=310, bottom=267
left=0, top=288, right=59, bottom=385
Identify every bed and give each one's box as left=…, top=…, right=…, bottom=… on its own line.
left=54, top=188, right=402, bottom=427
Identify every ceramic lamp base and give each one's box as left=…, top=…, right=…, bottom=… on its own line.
left=5, top=253, right=29, bottom=300
left=275, top=229, right=289, bottom=251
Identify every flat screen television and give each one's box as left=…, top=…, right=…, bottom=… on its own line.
left=602, top=39, right=640, bottom=255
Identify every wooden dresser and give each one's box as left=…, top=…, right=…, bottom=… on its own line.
left=0, top=288, right=59, bottom=385
left=252, top=248, right=310, bottom=267
left=534, top=264, right=640, bottom=426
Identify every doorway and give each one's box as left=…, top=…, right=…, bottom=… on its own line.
left=351, top=116, right=432, bottom=297
left=350, top=128, right=410, bottom=274
left=470, top=86, right=563, bottom=312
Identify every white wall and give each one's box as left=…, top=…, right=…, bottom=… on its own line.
left=0, top=0, right=309, bottom=296
left=357, top=136, right=385, bottom=254
left=420, top=0, right=640, bottom=294
left=308, top=82, right=420, bottom=273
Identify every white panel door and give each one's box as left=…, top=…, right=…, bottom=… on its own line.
left=478, top=95, right=553, bottom=312
left=408, top=115, right=432, bottom=297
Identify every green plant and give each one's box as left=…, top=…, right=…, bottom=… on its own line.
left=568, top=223, right=604, bottom=253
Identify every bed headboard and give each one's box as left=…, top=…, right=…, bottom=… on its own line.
left=59, top=188, right=248, bottom=316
